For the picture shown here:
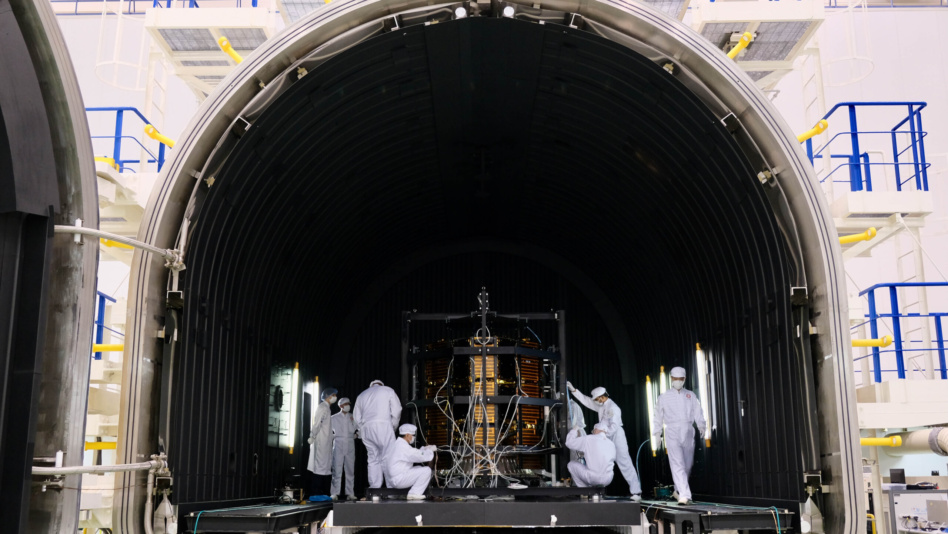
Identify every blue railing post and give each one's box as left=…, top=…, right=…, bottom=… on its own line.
left=908, top=104, right=922, bottom=191
left=94, top=291, right=117, bottom=360
left=158, top=143, right=166, bottom=172
left=889, top=286, right=906, bottom=379
left=936, top=316, right=946, bottom=380
left=806, top=138, right=814, bottom=165
left=847, top=104, right=863, bottom=190
left=113, top=109, right=124, bottom=166
left=861, top=152, right=873, bottom=191
left=916, top=110, right=929, bottom=191
left=891, top=128, right=903, bottom=191
left=868, top=290, right=882, bottom=383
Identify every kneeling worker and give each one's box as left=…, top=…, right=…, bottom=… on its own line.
left=382, top=424, right=436, bottom=500
left=653, top=366, right=706, bottom=505
left=567, top=422, right=616, bottom=487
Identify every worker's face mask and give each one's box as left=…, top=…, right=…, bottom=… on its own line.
left=341, top=404, right=350, bottom=413
left=328, top=396, right=337, bottom=404
left=407, top=435, right=414, bottom=445
left=671, top=379, right=684, bottom=390
left=594, top=396, right=606, bottom=406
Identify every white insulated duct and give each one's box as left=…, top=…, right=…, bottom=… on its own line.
left=887, top=428, right=948, bottom=457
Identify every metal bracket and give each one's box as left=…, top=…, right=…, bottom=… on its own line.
left=791, top=286, right=808, bottom=306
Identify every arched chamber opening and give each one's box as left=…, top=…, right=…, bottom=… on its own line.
left=140, top=2, right=854, bottom=529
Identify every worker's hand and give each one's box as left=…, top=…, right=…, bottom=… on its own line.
left=424, top=445, right=437, bottom=452
left=354, top=431, right=360, bottom=439
left=567, top=381, right=576, bottom=393
left=308, top=437, right=314, bottom=445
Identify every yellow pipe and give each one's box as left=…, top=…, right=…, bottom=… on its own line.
left=94, top=156, right=119, bottom=171
left=144, top=124, right=175, bottom=148
left=867, top=514, right=877, bottom=534
left=85, top=441, right=117, bottom=450
left=861, top=436, right=902, bottom=447
left=93, top=344, right=124, bottom=352
left=727, top=32, right=754, bottom=59
left=100, top=238, right=134, bottom=250
left=217, top=36, right=243, bottom=64
left=797, top=119, right=829, bottom=143
left=839, top=227, right=877, bottom=245
left=705, top=439, right=711, bottom=448
left=852, top=336, right=893, bottom=348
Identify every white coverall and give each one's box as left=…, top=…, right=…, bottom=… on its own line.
left=382, top=438, right=434, bottom=496
left=653, top=387, right=707, bottom=501
left=307, top=400, right=333, bottom=475
left=572, top=390, right=642, bottom=494
left=353, top=384, right=402, bottom=488
left=569, top=399, right=586, bottom=463
left=566, top=429, right=616, bottom=487
left=330, top=410, right=357, bottom=496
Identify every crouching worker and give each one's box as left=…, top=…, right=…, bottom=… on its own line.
left=382, top=424, right=436, bottom=500
left=566, top=423, right=616, bottom=488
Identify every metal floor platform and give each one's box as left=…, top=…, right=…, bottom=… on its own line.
left=644, top=500, right=793, bottom=533
left=333, top=498, right=643, bottom=528
left=182, top=502, right=332, bottom=533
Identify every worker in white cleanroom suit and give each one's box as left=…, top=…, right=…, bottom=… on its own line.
left=653, top=366, right=707, bottom=505
left=353, top=379, right=402, bottom=489
left=569, top=398, right=586, bottom=463
left=307, top=387, right=337, bottom=496
left=566, top=422, right=617, bottom=487
left=382, top=423, right=436, bottom=500
left=330, top=397, right=357, bottom=500
left=568, top=382, right=642, bottom=500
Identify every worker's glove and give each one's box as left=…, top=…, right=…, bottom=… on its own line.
left=567, top=381, right=576, bottom=393
left=423, top=445, right=437, bottom=452
left=308, top=437, right=315, bottom=445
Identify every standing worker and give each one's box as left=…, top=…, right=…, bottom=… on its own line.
left=653, top=366, right=706, bottom=505
left=330, top=397, right=357, bottom=500
left=382, top=424, right=436, bottom=500
left=308, top=387, right=337, bottom=496
left=566, top=423, right=616, bottom=487
left=353, top=379, right=402, bottom=490
left=567, top=381, right=642, bottom=501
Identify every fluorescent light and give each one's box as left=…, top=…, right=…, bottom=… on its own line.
left=695, top=344, right=711, bottom=441
left=646, top=375, right=657, bottom=456
left=289, top=363, right=299, bottom=453
left=659, top=365, right=667, bottom=395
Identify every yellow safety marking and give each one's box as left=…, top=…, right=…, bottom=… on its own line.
left=727, top=32, right=754, bottom=59
left=860, top=436, right=902, bottom=447
left=797, top=119, right=829, bottom=143
left=94, top=156, right=119, bottom=171
left=217, top=36, right=244, bottom=64
left=85, top=441, right=118, bottom=450
left=144, top=124, right=175, bottom=148
left=100, top=238, right=134, bottom=250
left=839, top=227, right=877, bottom=245
left=852, top=336, right=893, bottom=348
left=93, top=344, right=124, bottom=352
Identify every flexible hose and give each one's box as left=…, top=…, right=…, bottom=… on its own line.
left=635, top=439, right=650, bottom=486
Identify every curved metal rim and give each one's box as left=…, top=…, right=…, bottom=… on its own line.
left=120, top=1, right=859, bottom=532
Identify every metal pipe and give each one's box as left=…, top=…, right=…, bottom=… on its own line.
left=54, top=225, right=184, bottom=270
left=32, top=459, right=162, bottom=475
left=145, top=470, right=155, bottom=534
left=885, top=428, right=948, bottom=457
left=860, top=436, right=902, bottom=447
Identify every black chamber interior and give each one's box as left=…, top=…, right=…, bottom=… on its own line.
left=170, top=16, right=812, bottom=508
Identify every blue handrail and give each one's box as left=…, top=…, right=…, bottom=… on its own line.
left=86, top=107, right=167, bottom=172
left=856, top=282, right=948, bottom=382
left=94, top=291, right=117, bottom=361
left=806, top=102, right=930, bottom=193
